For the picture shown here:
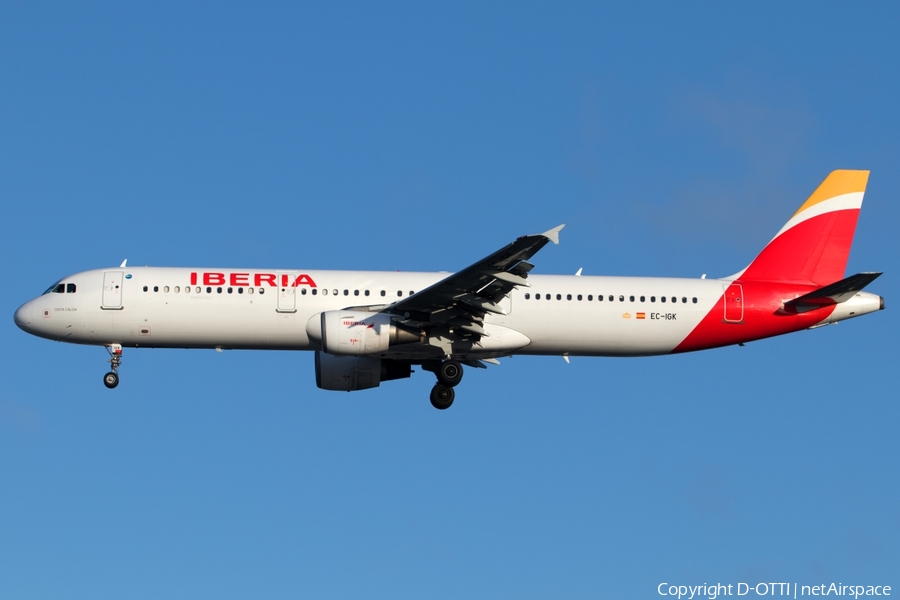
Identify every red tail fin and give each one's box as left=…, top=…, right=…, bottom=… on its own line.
left=737, top=170, right=869, bottom=286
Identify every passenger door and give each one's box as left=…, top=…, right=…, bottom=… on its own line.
left=723, top=283, right=743, bottom=323
left=102, top=271, right=124, bottom=310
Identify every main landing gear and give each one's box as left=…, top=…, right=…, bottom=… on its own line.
left=428, top=359, right=464, bottom=410
left=104, top=344, right=122, bottom=389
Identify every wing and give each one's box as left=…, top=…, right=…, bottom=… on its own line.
left=385, top=224, right=564, bottom=349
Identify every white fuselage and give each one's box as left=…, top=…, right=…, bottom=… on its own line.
left=16, top=266, right=733, bottom=357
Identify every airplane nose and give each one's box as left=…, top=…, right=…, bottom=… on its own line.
left=14, top=302, right=33, bottom=332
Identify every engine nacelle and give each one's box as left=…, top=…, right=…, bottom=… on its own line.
left=314, top=352, right=412, bottom=391
left=307, top=310, right=420, bottom=356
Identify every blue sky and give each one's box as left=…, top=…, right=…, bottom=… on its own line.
left=1, top=3, right=898, bottom=598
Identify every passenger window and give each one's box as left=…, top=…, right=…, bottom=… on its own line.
left=588, top=295, right=593, bottom=301
left=640, top=296, right=645, bottom=302
left=380, top=290, right=385, bottom=297
left=524, top=293, right=530, bottom=299
left=238, top=288, right=244, bottom=294
left=651, top=296, right=656, bottom=302
left=174, top=286, right=180, bottom=293
left=556, top=294, right=561, bottom=300
left=364, top=290, right=370, bottom=296
left=248, top=287, right=254, bottom=294
left=164, top=286, right=170, bottom=293
left=206, top=287, right=211, bottom=293
left=333, top=289, right=338, bottom=296
left=312, top=289, right=317, bottom=295
left=154, top=286, right=159, bottom=292
left=354, top=290, right=359, bottom=296
left=143, top=286, right=148, bottom=292
left=629, top=295, right=634, bottom=302
left=567, top=294, right=572, bottom=301
left=227, top=287, right=233, bottom=294
left=217, top=287, right=222, bottom=294
left=259, top=288, right=265, bottom=294
left=300, top=288, right=307, bottom=295
left=66, top=283, right=76, bottom=293
left=661, top=296, right=666, bottom=303
left=671, top=297, right=676, bottom=303
left=577, top=294, right=582, bottom=301
left=692, top=297, right=697, bottom=303
left=608, top=295, right=613, bottom=301
left=535, top=294, right=541, bottom=300
left=682, top=297, right=687, bottom=303
left=619, top=295, right=624, bottom=302
left=410, top=291, right=414, bottom=296
left=397, top=291, right=402, bottom=297
left=343, top=289, right=349, bottom=296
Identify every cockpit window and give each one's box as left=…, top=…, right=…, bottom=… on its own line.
left=43, top=281, right=63, bottom=295
left=42, top=281, right=76, bottom=294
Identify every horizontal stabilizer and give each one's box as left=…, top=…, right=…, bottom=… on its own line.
left=785, top=272, right=882, bottom=310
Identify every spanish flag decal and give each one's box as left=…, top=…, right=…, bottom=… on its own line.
left=636, top=312, right=646, bottom=320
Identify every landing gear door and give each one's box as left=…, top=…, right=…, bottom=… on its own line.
left=102, top=271, right=124, bottom=310
left=277, top=281, right=296, bottom=313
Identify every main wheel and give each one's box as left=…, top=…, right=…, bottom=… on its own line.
left=430, top=384, right=455, bottom=410
left=437, top=360, right=464, bottom=387
left=103, top=372, right=119, bottom=389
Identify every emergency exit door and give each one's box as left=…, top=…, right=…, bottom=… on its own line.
left=277, top=285, right=296, bottom=313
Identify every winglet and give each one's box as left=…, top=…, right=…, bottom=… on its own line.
left=541, top=224, right=565, bottom=245
left=120, top=259, right=128, bottom=268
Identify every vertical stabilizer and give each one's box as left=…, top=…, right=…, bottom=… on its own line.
left=737, top=170, right=869, bottom=285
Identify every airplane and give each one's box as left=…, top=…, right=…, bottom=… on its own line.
left=14, top=170, right=884, bottom=409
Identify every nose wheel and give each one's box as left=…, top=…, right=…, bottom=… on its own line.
left=104, top=344, right=123, bottom=389
left=103, top=371, right=119, bottom=389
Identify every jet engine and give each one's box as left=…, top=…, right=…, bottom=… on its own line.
left=306, top=310, right=421, bottom=356
left=314, top=352, right=412, bottom=391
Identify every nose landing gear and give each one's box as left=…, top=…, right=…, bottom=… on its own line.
left=428, top=359, right=464, bottom=410
left=104, top=344, right=122, bottom=389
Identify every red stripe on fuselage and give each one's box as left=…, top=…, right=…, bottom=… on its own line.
left=741, top=209, right=859, bottom=286
left=673, top=281, right=838, bottom=353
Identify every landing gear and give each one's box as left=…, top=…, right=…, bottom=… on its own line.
left=426, top=359, right=464, bottom=409
left=437, top=359, right=464, bottom=387
left=104, top=344, right=122, bottom=389
left=103, top=372, right=119, bottom=389
left=430, top=383, right=455, bottom=410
